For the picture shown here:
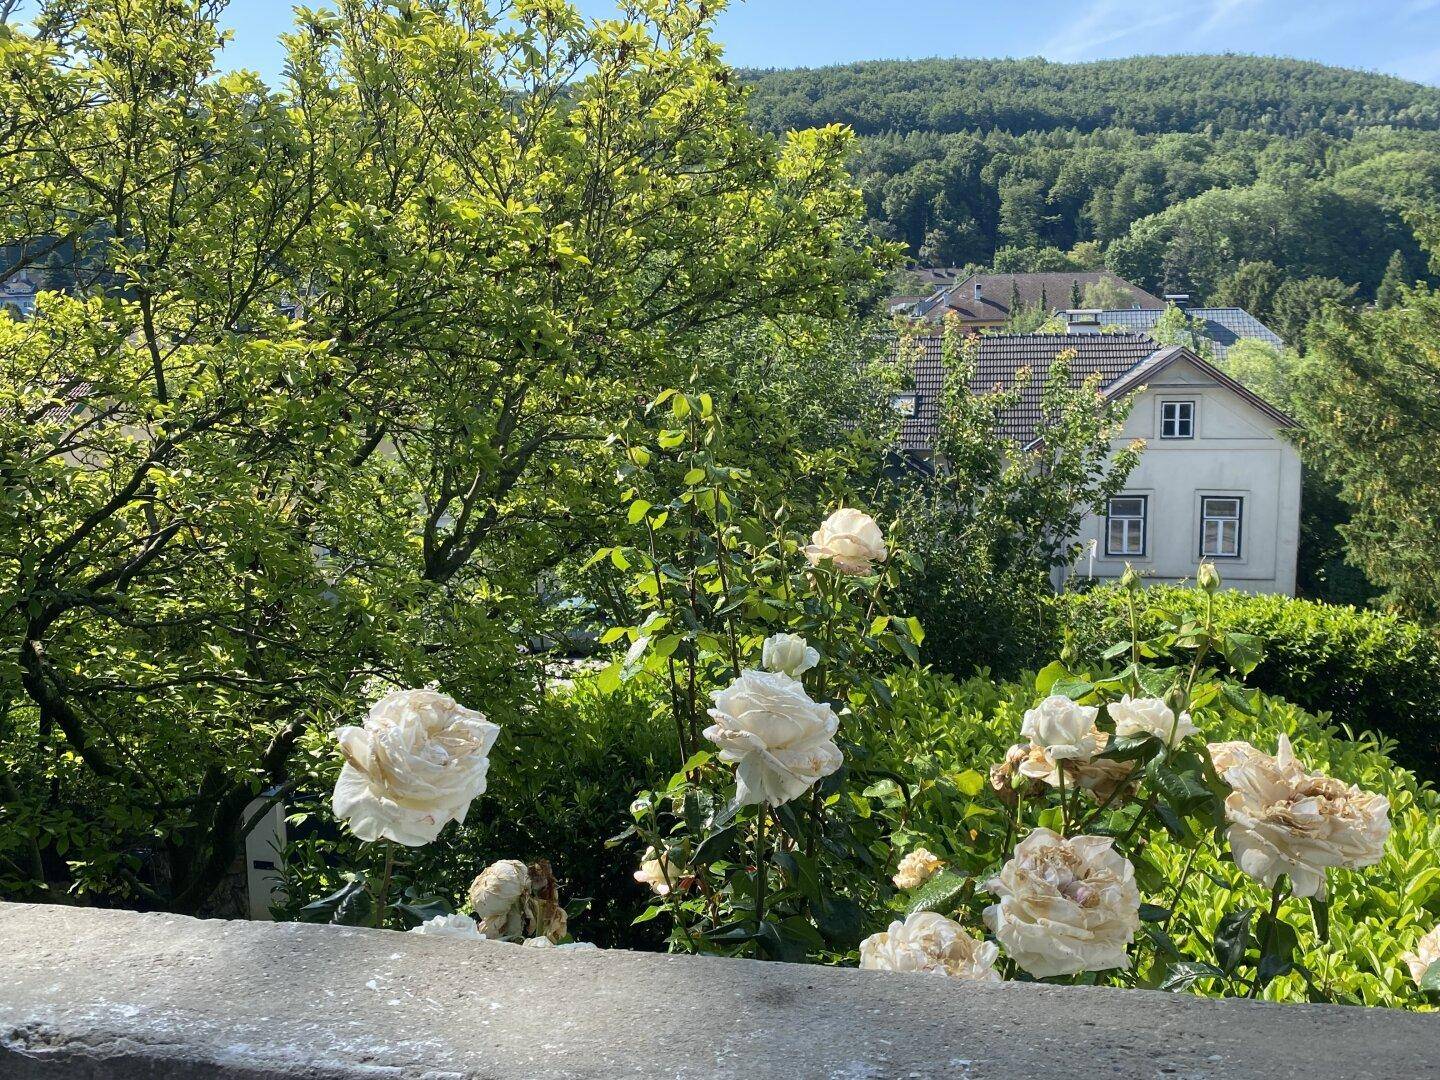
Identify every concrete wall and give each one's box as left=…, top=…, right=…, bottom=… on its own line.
left=1, top=902, right=1435, bottom=1079
left=1062, top=357, right=1302, bottom=593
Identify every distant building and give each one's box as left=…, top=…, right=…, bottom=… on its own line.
left=893, top=315, right=1301, bottom=594
left=1079, top=305, right=1285, bottom=362
left=898, top=271, right=1164, bottom=329
left=0, top=273, right=39, bottom=319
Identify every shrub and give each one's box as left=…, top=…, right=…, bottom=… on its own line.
left=1056, top=586, right=1440, bottom=777
left=871, top=665, right=1440, bottom=1008
left=275, top=679, right=677, bottom=950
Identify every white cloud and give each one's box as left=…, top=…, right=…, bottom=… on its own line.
left=1039, top=0, right=1187, bottom=62
left=1198, top=0, right=1261, bottom=36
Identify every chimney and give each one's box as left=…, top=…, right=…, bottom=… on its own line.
left=1063, top=309, right=1102, bottom=335
left=1164, top=293, right=1190, bottom=310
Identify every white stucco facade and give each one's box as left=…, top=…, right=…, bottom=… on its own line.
left=1059, top=354, right=1302, bottom=594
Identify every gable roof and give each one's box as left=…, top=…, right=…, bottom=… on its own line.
left=914, top=271, right=1164, bottom=322
left=1090, top=307, right=1284, bottom=360
left=895, top=333, right=1294, bottom=452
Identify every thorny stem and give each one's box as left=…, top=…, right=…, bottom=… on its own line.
left=753, top=806, right=770, bottom=948
left=1247, top=881, right=1287, bottom=999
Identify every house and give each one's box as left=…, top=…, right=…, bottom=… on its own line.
left=903, top=271, right=1164, bottom=328
left=0, top=273, right=39, bottom=319
left=1081, top=304, right=1285, bottom=362
left=895, top=320, right=1301, bottom=594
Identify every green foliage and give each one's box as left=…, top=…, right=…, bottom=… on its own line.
left=893, top=326, right=1141, bottom=678
left=744, top=56, right=1440, bottom=139
left=1057, top=587, right=1440, bottom=777
left=1297, top=272, right=1440, bottom=623
left=0, top=0, right=885, bottom=911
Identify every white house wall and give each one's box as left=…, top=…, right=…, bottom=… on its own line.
left=1063, top=358, right=1302, bottom=594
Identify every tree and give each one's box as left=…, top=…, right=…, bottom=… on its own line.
left=1080, top=277, right=1135, bottom=310
left=1211, top=260, right=1285, bottom=320
left=1375, top=250, right=1410, bottom=309
left=0, top=0, right=884, bottom=910
left=1270, top=276, right=1359, bottom=348
left=1298, top=274, right=1440, bottom=622
left=892, top=325, right=1141, bottom=675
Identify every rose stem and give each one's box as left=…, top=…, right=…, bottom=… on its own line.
left=374, top=841, right=395, bottom=929
left=754, top=806, right=769, bottom=950
left=1247, top=880, right=1287, bottom=998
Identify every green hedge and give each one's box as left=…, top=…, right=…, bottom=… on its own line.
left=1056, top=586, right=1440, bottom=777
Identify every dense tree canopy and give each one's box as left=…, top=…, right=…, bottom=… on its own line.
left=741, top=57, right=1440, bottom=305
left=0, top=0, right=888, bottom=911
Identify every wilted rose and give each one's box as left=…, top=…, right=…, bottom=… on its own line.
left=859, top=912, right=1000, bottom=982
left=762, top=633, right=820, bottom=679
left=468, top=858, right=530, bottom=939
left=704, top=669, right=842, bottom=807
left=983, top=828, right=1140, bottom=978
left=332, top=689, right=501, bottom=846
left=804, top=508, right=887, bottom=575
left=1402, top=925, right=1440, bottom=989
left=1017, top=734, right=1138, bottom=806
left=408, top=914, right=485, bottom=939
left=1209, top=735, right=1390, bottom=899
left=892, top=848, right=943, bottom=890
left=1108, top=695, right=1198, bottom=745
left=990, top=743, right=1050, bottom=806
left=1020, top=695, right=1100, bottom=762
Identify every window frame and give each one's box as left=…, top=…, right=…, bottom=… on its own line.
left=1199, top=495, right=1244, bottom=559
left=891, top=392, right=920, bottom=418
left=1105, top=495, right=1148, bottom=558
left=1159, top=399, right=1196, bottom=440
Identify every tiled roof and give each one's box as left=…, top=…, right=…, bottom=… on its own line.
left=1091, top=307, right=1284, bottom=360
left=895, top=332, right=1161, bottom=450
left=916, top=272, right=1164, bottom=322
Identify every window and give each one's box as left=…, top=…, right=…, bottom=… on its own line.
left=1200, top=496, right=1243, bottom=558
left=1106, top=496, right=1147, bottom=557
left=1160, top=400, right=1194, bottom=439
left=891, top=393, right=919, bottom=418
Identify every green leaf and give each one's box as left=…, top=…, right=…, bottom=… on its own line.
left=626, top=499, right=651, bottom=524
left=1214, top=906, right=1254, bottom=975
left=1220, top=682, right=1257, bottom=716
left=1422, top=960, right=1440, bottom=993
left=1034, top=661, right=1067, bottom=696
left=812, top=895, right=865, bottom=947
left=1308, top=896, right=1329, bottom=944
left=631, top=904, right=664, bottom=925
left=1138, top=903, right=1171, bottom=922
left=692, top=824, right=738, bottom=866
left=1220, top=631, right=1265, bottom=676
left=1051, top=677, right=1094, bottom=700
left=953, top=769, right=985, bottom=797
left=1158, top=960, right=1226, bottom=992
left=905, top=869, right=969, bottom=915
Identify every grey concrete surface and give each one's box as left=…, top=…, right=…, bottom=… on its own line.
left=0, top=901, right=1434, bottom=1078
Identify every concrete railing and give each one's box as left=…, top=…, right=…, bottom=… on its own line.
left=0, top=902, right=1434, bottom=1078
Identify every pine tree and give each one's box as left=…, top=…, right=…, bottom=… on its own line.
left=1376, top=250, right=1408, bottom=310
left=1071, top=278, right=1082, bottom=307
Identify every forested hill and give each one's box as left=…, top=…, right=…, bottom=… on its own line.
left=742, top=55, right=1440, bottom=138
left=740, top=56, right=1440, bottom=319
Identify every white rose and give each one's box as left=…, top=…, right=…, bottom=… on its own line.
left=1108, top=695, right=1198, bottom=744
left=1020, top=696, right=1100, bottom=762
left=892, top=848, right=943, bottom=890
left=804, top=508, right=887, bottom=575
left=1402, top=925, right=1440, bottom=989
left=332, top=688, right=501, bottom=846
left=859, top=912, right=1000, bottom=982
left=762, top=633, right=820, bottom=679
left=523, top=937, right=599, bottom=951
left=704, top=669, right=842, bottom=807
left=408, top=914, right=485, bottom=939
left=1209, top=735, right=1390, bottom=899
left=634, top=847, right=681, bottom=896
left=983, top=828, right=1140, bottom=978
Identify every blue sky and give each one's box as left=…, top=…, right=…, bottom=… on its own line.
left=176, top=0, right=1440, bottom=87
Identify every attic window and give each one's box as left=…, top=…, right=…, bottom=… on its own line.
left=1160, top=400, right=1194, bottom=439
left=892, top=393, right=920, bottom=418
